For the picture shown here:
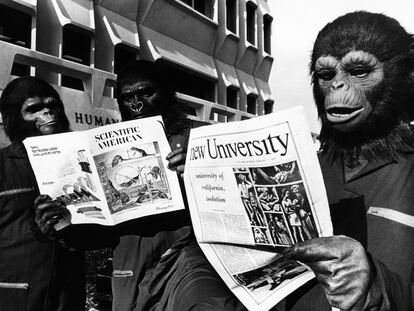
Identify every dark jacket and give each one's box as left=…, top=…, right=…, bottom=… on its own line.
left=0, top=142, right=85, bottom=311
left=110, top=130, right=245, bottom=311
left=63, top=128, right=245, bottom=311
left=285, top=151, right=414, bottom=311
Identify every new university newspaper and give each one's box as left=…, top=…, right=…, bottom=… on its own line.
left=184, top=106, right=332, bottom=311
left=24, top=108, right=333, bottom=310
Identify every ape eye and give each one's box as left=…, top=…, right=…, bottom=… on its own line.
left=349, top=67, right=370, bottom=77
left=139, top=87, right=156, bottom=97
left=44, top=99, right=59, bottom=109
left=119, top=92, right=135, bottom=104
left=120, top=87, right=157, bottom=103
left=25, top=105, right=43, bottom=113
left=317, top=71, right=335, bottom=81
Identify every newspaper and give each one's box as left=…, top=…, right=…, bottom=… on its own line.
left=23, top=116, right=185, bottom=230
left=184, top=106, right=333, bottom=311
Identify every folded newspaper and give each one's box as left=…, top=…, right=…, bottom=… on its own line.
left=184, top=106, right=333, bottom=311
left=23, top=116, right=185, bottom=230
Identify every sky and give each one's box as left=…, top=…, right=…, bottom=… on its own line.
left=268, top=0, right=414, bottom=133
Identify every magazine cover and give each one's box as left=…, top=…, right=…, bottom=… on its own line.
left=184, top=106, right=333, bottom=311
left=24, top=116, right=185, bottom=229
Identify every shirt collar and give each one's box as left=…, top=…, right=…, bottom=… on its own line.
left=343, top=152, right=411, bottom=183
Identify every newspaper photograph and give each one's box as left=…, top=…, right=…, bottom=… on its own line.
left=23, top=116, right=185, bottom=230
left=184, top=106, right=333, bottom=311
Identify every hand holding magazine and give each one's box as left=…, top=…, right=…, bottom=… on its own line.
left=24, top=116, right=185, bottom=230
left=184, top=106, right=333, bottom=311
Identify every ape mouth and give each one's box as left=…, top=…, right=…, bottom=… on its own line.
left=39, top=121, right=57, bottom=127
left=129, top=112, right=154, bottom=120
left=326, top=106, right=364, bottom=123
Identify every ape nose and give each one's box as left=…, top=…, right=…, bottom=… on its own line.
left=40, top=107, right=52, bottom=115
left=331, top=80, right=347, bottom=90
left=131, top=101, right=144, bottom=112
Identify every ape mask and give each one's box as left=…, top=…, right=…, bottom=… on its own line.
left=116, top=60, right=190, bottom=137
left=311, top=11, right=414, bottom=163
left=0, top=76, right=69, bottom=141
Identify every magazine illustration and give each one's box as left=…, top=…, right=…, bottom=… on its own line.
left=184, top=106, right=333, bottom=311
left=24, top=116, right=185, bottom=230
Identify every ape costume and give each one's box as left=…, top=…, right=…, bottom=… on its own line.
left=0, top=77, right=85, bottom=311
left=285, top=11, right=414, bottom=310
left=56, top=61, right=246, bottom=311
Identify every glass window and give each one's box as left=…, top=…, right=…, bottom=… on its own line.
left=159, top=61, right=216, bottom=116
left=0, top=4, right=32, bottom=76
left=246, top=2, right=256, bottom=45
left=226, top=0, right=237, bottom=34
left=61, top=25, right=92, bottom=90
left=226, top=86, right=238, bottom=109
left=179, top=0, right=214, bottom=19
left=264, top=100, right=274, bottom=114
left=114, top=44, right=137, bottom=74
left=247, top=94, right=257, bottom=115
left=263, top=14, right=272, bottom=54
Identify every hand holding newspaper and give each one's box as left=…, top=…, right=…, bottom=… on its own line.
left=24, top=116, right=185, bottom=230
left=184, top=106, right=333, bottom=311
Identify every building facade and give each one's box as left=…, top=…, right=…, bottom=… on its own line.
left=0, top=0, right=273, bottom=147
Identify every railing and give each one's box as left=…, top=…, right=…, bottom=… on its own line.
left=0, top=40, right=256, bottom=147
left=0, top=40, right=117, bottom=107
left=176, top=92, right=254, bottom=123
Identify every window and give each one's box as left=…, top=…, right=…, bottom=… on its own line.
left=179, top=0, right=214, bottom=19
left=246, top=2, right=256, bottom=45
left=0, top=4, right=32, bottom=76
left=210, top=111, right=228, bottom=122
left=263, top=14, right=272, bottom=54
left=226, top=87, right=238, bottom=109
left=106, top=44, right=139, bottom=97
left=247, top=94, right=257, bottom=115
left=226, top=0, right=237, bottom=34
left=264, top=100, right=274, bottom=114
left=61, top=25, right=92, bottom=90
left=159, top=61, right=216, bottom=116
left=114, top=44, right=137, bottom=74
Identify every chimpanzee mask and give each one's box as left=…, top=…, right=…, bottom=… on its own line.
left=0, top=76, right=70, bottom=141
left=310, top=11, right=414, bottom=162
